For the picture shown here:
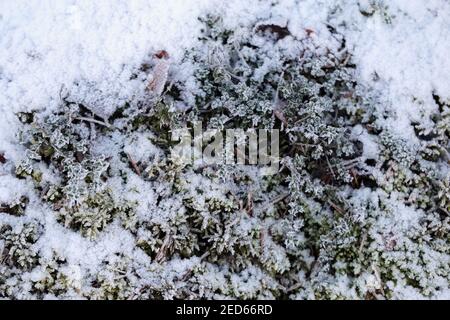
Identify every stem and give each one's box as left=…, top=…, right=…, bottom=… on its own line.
left=75, top=117, right=113, bottom=129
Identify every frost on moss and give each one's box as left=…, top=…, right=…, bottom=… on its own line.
left=1, top=15, right=448, bottom=300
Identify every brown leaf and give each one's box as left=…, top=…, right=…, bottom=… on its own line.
left=147, top=51, right=170, bottom=96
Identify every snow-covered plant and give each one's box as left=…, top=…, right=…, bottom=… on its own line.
left=16, top=104, right=134, bottom=239
left=1, top=223, right=40, bottom=270
left=2, top=13, right=448, bottom=300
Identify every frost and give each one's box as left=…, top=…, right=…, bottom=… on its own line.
left=0, top=0, right=449, bottom=300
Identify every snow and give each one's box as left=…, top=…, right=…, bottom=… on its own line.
left=0, top=0, right=449, bottom=299
left=343, top=0, right=450, bottom=137
left=0, top=0, right=213, bottom=116
left=3, top=0, right=448, bottom=136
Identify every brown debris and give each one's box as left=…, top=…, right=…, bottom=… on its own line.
left=126, top=152, right=141, bottom=176
left=305, top=28, right=315, bottom=37
left=147, top=50, right=170, bottom=96
left=256, top=24, right=291, bottom=40
left=155, top=233, right=173, bottom=264
left=274, top=109, right=288, bottom=125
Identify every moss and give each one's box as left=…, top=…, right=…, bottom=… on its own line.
left=4, top=14, right=449, bottom=300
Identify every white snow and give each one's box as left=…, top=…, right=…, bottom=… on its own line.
left=2, top=0, right=448, bottom=138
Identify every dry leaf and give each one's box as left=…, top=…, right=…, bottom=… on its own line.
left=147, top=50, right=170, bottom=97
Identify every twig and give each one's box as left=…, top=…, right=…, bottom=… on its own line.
left=286, top=282, right=302, bottom=293
left=326, top=156, right=336, bottom=180
left=271, top=193, right=289, bottom=204
left=327, top=199, right=345, bottom=214
left=273, top=71, right=288, bottom=126
left=155, top=233, right=173, bottom=264
left=260, top=193, right=289, bottom=211
left=75, top=117, right=113, bottom=129
left=126, top=153, right=141, bottom=176
left=234, top=41, right=250, bottom=69
left=358, top=231, right=368, bottom=256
